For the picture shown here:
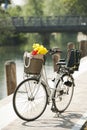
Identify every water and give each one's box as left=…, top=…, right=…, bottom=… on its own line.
left=0, top=46, right=54, bottom=100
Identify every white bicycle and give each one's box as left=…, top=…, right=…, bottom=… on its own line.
left=13, top=49, right=75, bottom=121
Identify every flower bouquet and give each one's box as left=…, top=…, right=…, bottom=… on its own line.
left=32, top=43, right=48, bottom=55
left=24, top=43, right=48, bottom=75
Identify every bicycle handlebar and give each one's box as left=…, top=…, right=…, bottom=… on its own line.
left=43, top=49, right=62, bottom=65
left=48, top=49, right=62, bottom=55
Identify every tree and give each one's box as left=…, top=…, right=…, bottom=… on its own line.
left=44, top=0, right=67, bottom=16
left=0, top=0, right=11, bottom=9
left=7, top=6, right=22, bottom=16
left=0, top=7, right=15, bottom=44
left=0, top=0, right=3, bottom=5
left=63, top=0, right=87, bottom=15
left=22, top=0, right=44, bottom=16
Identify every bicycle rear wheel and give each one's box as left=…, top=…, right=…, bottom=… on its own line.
left=13, top=77, right=48, bottom=121
left=53, top=73, right=74, bottom=113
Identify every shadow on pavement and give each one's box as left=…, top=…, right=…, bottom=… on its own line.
left=22, top=111, right=83, bottom=129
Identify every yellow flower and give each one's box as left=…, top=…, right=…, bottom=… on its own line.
left=32, top=43, right=48, bottom=55
left=32, top=43, right=40, bottom=49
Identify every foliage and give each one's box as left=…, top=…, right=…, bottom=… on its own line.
left=63, top=0, right=87, bottom=15
left=43, top=0, right=87, bottom=16
left=0, top=0, right=11, bottom=5
left=44, top=0, right=67, bottom=16
left=7, top=6, right=22, bottom=16
left=22, top=0, right=44, bottom=16
left=0, top=8, right=15, bottom=44
left=0, top=0, right=3, bottom=5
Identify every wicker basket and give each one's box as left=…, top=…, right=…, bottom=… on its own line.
left=24, top=52, right=44, bottom=74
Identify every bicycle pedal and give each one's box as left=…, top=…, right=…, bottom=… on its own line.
left=59, top=90, right=63, bottom=95
left=64, top=81, right=72, bottom=87
left=52, top=78, right=55, bottom=82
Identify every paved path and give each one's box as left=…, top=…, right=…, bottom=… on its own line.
left=1, top=57, right=87, bottom=130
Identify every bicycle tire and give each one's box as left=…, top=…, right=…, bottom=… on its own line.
left=13, top=77, right=48, bottom=121
left=53, top=73, right=74, bottom=113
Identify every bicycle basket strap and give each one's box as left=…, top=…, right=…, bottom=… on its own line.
left=23, top=52, right=32, bottom=68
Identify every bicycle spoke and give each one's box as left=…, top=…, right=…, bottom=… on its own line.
left=53, top=74, right=74, bottom=112
left=13, top=78, right=48, bottom=121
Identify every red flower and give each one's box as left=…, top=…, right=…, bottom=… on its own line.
left=32, top=50, right=38, bottom=55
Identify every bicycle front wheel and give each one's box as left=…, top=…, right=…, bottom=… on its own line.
left=13, top=78, right=48, bottom=121
left=53, top=73, right=74, bottom=113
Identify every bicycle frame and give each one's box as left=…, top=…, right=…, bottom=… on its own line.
left=39, top=64, right=61, bottom=102
left=40, top=65, right=51, bottom=95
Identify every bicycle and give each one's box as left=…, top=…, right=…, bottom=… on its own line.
left=13, top=49, right=75, bottom=121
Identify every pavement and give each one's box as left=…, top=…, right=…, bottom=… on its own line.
left=1, top=56, right=87, bottom=130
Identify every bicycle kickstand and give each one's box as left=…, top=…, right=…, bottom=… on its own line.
left=51, top=103, right=62, bottom=118
left=53, top=112, right=62, bottom=118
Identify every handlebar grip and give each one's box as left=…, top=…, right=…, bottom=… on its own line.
left=49, top=49, right=62, bottom=55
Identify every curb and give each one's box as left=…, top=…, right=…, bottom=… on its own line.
left=72, top=112, right=87, bottom=130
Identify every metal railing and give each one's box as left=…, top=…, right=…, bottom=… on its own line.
left=12, top=16, right=87, bottom=27
left=0, top=16, right=87, bottom=32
